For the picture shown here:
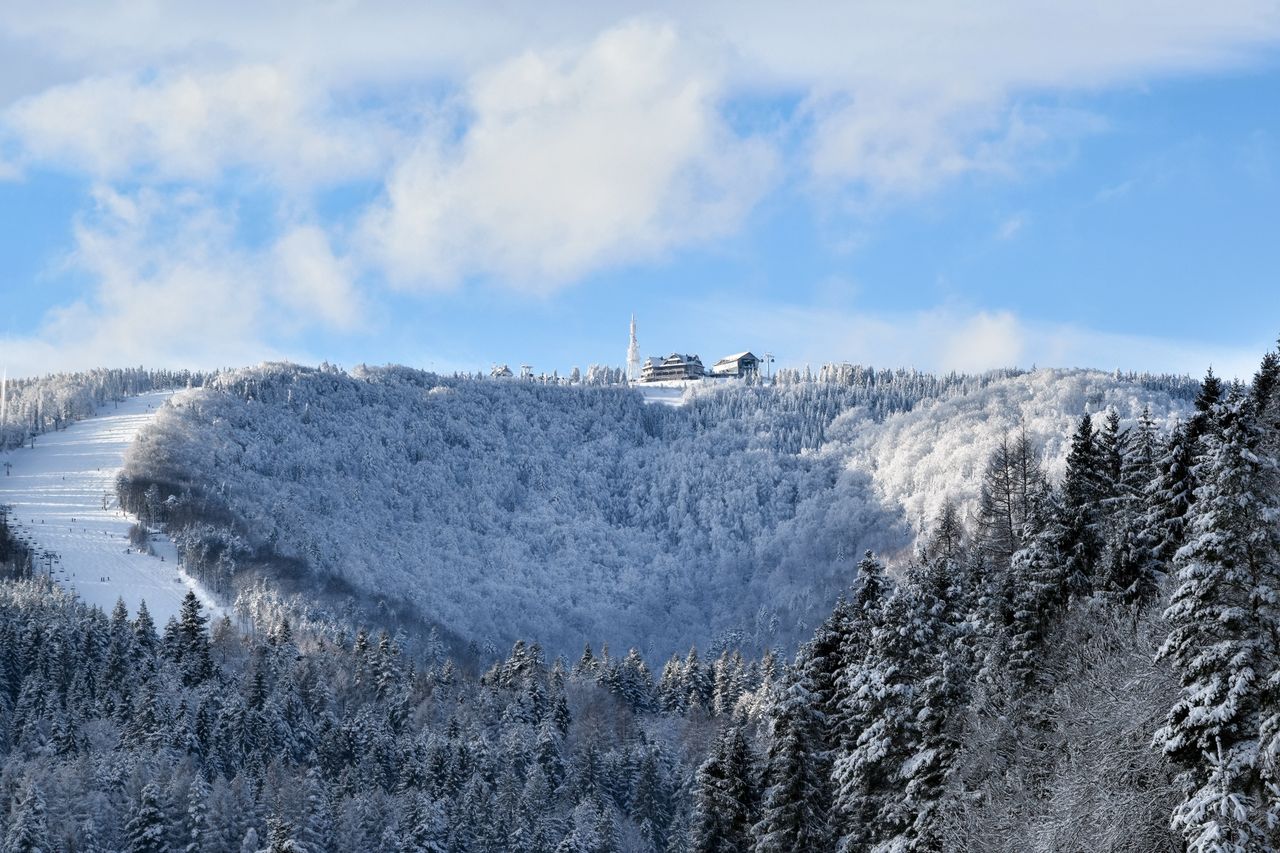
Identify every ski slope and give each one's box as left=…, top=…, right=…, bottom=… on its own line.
left=0, top=391, right=219, bottom=624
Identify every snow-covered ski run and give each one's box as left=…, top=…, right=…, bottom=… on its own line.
left=0, top=390, right=219, bottom=625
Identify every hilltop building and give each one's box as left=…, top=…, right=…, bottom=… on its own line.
left=710, top=352, right=760, bottom=379
left=627, top=317, right=762, bottom=383
left=641, top=354, right=706, bottom=382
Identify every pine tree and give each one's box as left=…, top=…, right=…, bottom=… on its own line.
left=690, top=726, right=756, bottom=853
left=1102, top=406, right=1163, bottom=605
left=259, top=817, right=304, bottom=853
left=1057, top=413, right=1105, bottom=599
left=126, top=783, right=170, bottom=853
left=752, top=665, right=830, bottom=853
left=3, top=783, right=50, bottom=853
left=631, top=747, right=672, bottom=850
left=175, top=591, right=213, bottom=686
left=1156, top=394, right=1280, bottom=852
left=830, top=570, right=961, bottom=853
left=399, top=794, right=448, bottom=853
left=185, top=774, right=211, bottom=853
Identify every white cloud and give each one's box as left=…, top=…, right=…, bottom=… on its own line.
left=360, top=21, right=776, bottom=292
left=0, top=187, right=361, bottom=376
left=5, top=2, right=1274, bottom=213
left=996, top=213, right=1027, bottom=240
left=3, top=65, right=383, bottom=187
left=272, top=226, right=365, bottom=333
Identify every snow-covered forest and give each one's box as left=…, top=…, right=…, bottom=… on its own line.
left=2, top=342, right=1279, bottom=851
left=115, top=362, right=1194, bottom=659
left=0, top=369, right=205, bottom=451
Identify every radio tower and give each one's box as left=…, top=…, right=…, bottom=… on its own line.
left=627, top=315, right=641, bottom=383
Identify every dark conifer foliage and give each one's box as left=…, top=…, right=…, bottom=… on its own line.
left=0, top=579, right=774, bottom=852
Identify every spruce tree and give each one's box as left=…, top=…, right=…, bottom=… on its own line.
left=1191, top=366, right=1224, bottom=437
left=1004, top=507, right=1063, bottom=688
left=398, top=794, right=448, bottom=853
left=175, top=592, right=213, bottom=687
left=925, top=499, right=964, bottom=563
left=1140, top=421, right=1197, bottom=569
left=1057, top=413, right=1105, bottom=599
left=831, top=591, right=913, bottom=852
left=752, top=665, right=830, bottom=853
left=260, top=817, right=304, bottom=853
left=894, top=561, right=969, bottom=850
left=631, top=747, right=672, bottom=850
left=1102, top=406, right=1163, bottom=604
left=126, top=783, right=169, bottom=853
left=1156, top=394, right=1280, bottom=852
left=185, top=774, right=210, bottom=853
left=690, top=726, right=755, bottom=853
left=3, top=783, right=50, bottom=853
left=1252, top=349, right=1280, bottom=415
left=829, top=568, right=963, bottom=853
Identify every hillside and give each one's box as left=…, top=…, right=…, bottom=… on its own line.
left=0, top=391, right=217, bottom=625
left=832, top=367, right=1195, bottom=530
left=119, top=363, right=1194, bottom=657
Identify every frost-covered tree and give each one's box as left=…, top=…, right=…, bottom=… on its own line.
left=1057, top=413, right=1106, bottom=599
left=975, top=431, right=1046, bottom=569
left=173, top=591, right=213, bottom=687
left=691, top=726, right=756, bottom=853
left=258, top=817, right=304, bottom=853
left=126, top=784, right=170, bottom=853
left=829, top=558, right=968, bottom=853
left=752, top=665, right=830, bottom=853
left=1101, top=406, right=1164, bottom=605
left=1156, top=393, right=1280, bottom=852
left=3, top=783, right=49, bottom=853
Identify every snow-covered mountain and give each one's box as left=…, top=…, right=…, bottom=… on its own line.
left=119, top=362, right=1195, bottom=657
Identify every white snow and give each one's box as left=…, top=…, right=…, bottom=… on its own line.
left=635, top=384, right=690, bottom=406
left=0, top=391, right=219, bottom=624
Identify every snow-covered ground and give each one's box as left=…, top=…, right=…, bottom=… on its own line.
left=633, top=377, right=744, bottom=405
left=0, top=391, right=218, bottom=624
left=634, top=383, right=691, bottom=406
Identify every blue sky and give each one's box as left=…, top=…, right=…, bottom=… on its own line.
left=1, top=3, right=1278, bottom=379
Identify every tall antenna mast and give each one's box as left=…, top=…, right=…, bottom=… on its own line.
left=627, top=314, right=640, bottom=383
